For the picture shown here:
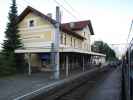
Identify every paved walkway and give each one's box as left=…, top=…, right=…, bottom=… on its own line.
left=85, top=67, right=122, bottom=100
left=0, top=67, right=95, bottom=100
left=0, top=72, right=55, bottom=100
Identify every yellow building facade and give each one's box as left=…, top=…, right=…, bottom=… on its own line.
left=15, top=6, right=105, bottom=74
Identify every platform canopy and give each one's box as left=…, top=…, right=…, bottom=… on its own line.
left=15, top=47, right=106, bottom=57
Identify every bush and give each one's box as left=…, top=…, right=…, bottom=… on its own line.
left=0, top=52, right=16, bottom=76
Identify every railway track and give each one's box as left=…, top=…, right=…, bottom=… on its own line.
left=37, top=67, right=113, bottom=100
left=54, top=68, right=112, bottom=100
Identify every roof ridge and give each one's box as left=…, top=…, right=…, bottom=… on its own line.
left=62, top=20, right=90, bottom=24
left=17, top=6, right=57, bottom=24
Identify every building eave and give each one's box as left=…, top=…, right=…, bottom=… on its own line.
left=15, top=47, right=106, bottom=57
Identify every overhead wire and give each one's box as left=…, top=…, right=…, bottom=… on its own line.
left=23, top=0, right=35, bottom=7
left=126, top=20, right=133, bottom=44
left=20, top=0, right=80, bottom=21
left=17, top=0, right=34, bottom=9
left=62, top=0, right=82, bottom=18
left=124, top=20, right=133, bottom=53
left=54, top=0, right=79, bottom=20
left=17, top=2, right=25, bottom=9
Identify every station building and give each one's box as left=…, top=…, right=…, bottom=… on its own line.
left=15, top=6, right=105, bottom=75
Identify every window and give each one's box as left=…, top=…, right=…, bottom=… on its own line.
left=71, top=37, right=73, bottom=46
left=64, top=33, right=66, bottom=45
left=84, top=32, right=85, bottom=36
left=84, top=43, right=86, bottom=48
left=88, top=45, right=90, bottom=50
left=29, top=20, right=35, bottom=27
left=60, top=33, right=63, bottom=44
left=78, top=40, right=82, bottom=48
left=74, top=39, right=76, bottom=48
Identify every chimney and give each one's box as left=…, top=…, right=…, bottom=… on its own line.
left=69, top=22, right=75, bottom=29
left=47, top=13, right=52, bottom=18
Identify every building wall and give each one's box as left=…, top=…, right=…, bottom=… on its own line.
left=60, top=32, right=83, bottom=49
left=18, top=12, right=92, bottom=51
left=18, top=12, right=55, bottom=67
left=18, top=12, right=92, bottom=68
left=24, top=53, right=42, bottom=68
left=75, top=25, right=92, bottom=52
left=60, top=25, right=92, bottom=52
left=18, top=12, right=54, bottom=48
left=30, top=54, right=42, bottom=67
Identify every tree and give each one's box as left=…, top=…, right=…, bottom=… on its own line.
left=3, top=0, right=22, bottom=54
left=91, top=41, right=117, bottom=61
left=0, top=0, right=24, bottom=75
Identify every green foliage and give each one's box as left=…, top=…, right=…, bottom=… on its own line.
left=91, top=41, right=117, bottom=61
left=0, top=0, right=25, bottom=76
left=2, top=0, right=22, bottom=53
left=0, top=53, right=16, bottom=76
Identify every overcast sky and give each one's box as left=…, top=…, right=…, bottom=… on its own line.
left=0, top=0, right=133, bottom=56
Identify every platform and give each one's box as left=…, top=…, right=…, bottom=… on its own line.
left=0, top=67, right=98, bottom=100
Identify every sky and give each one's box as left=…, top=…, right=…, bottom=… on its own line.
left=0, top=0, right=133, bottom=57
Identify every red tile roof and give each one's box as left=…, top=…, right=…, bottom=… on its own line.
left=17, top=6, right=94, bottom=40
left=61, top=20, right=94, bottom=35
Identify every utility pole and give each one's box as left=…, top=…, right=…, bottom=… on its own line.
left=53, top=6, right=61, bottom=79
